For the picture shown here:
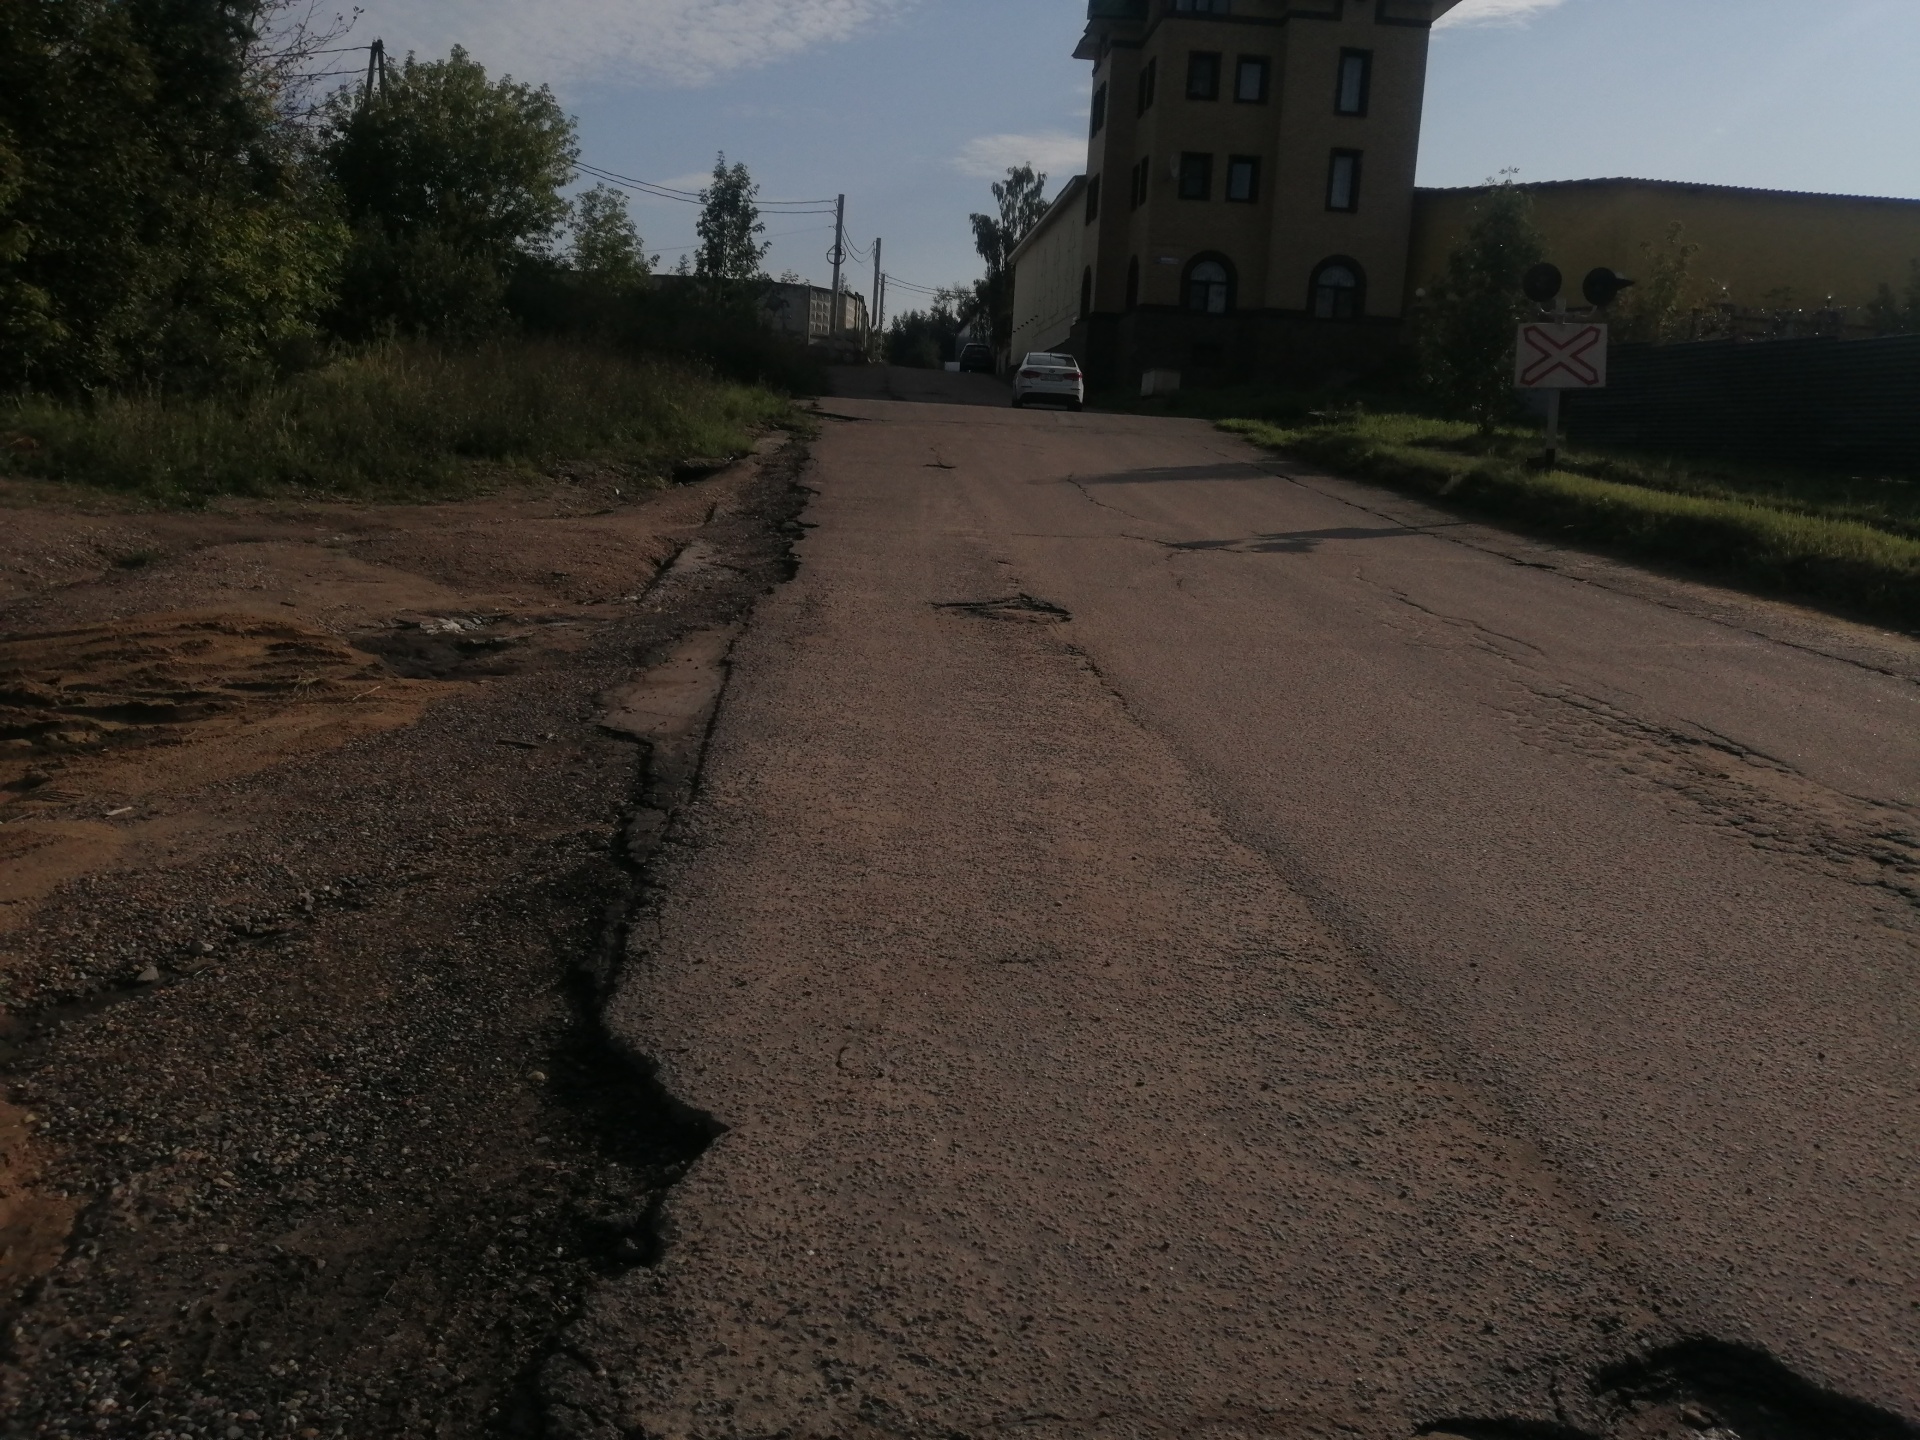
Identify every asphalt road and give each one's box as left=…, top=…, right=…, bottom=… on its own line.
left=550, top=371, right=1920, bottom=1440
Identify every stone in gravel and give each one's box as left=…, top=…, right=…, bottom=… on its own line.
left=137, top=965, right=161, bottom=984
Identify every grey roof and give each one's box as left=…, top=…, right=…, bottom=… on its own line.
left=1416, top=176, right=1920, bottom=208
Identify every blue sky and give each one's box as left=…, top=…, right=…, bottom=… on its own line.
left=346, top=0, right=1920, bottom=308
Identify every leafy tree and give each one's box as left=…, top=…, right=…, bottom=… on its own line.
left=1867, top=260, right=1920, bottom=336
left=695, top=155, right=769, bottom=283
left=0, top=0, right=347, bottom=392
left=968, top=165, right=1050, bottom=353
left=570, top=183, right=655, bottom=289
left=886, top=288, right=970, bottom=368
left=321, top=45, right=578, bottom=337
left=1610, top=222, right=1711, bottom=344
left=1417, top=176, right=1547, bottom=433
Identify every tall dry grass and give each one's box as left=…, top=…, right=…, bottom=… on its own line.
left=1, top=339, right=792, bottom=503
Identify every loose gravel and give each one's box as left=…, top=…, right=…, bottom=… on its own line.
left=0, top=444, right=809, bottom=1439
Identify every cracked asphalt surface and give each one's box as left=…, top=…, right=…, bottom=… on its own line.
left=550, top=372, right=1920, bottom=1439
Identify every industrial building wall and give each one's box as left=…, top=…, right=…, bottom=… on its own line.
left=1010, top=180, right=1091, bottom=362
left=1409, top=180, right=1920, bottom=313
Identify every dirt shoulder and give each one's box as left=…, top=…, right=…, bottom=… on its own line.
left=0, top=448, right=808, bottom=1438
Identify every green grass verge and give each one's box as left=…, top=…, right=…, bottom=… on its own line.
left=0, top=338, right=794, bottom=504
left=1220, top=410, right=1920, bottom=631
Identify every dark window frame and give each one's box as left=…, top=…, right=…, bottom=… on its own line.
left=1183, top=252, right=1236, bottom=315
left=1178, top=151, right=1214, bottom=202
left=1137, top=57, right=1158, bottom=115
left=1080, top=267, right=1094, bottom=320
left=1234, top=55, right=1271, bottom=103
left=1125, top=256, right=1141, bottom=312
left=1326, top=148, right=1363, bottom=212
left=1335, top=48, right=1373, bottom=116
left=1131, top=155, right=1151, bottom=210
left=1186, top=51, right=1222, bottom=101
left=1086, top=174, right=1102, bottom=224
left=1091, top=82, right=1109, bottom=137
left=1308, top=256, right=1367, bottom=320
left=1225, top=154, right=1260, bottom=204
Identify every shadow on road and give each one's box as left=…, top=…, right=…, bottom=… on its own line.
left=1074, top=461, right=1276, bottom=484
left=1166, top=526, right=1424, bottom=554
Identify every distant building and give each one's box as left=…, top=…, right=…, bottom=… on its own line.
left=1012, top=0, right=1465, bottom=386
left=1012, top=1, right=1920, bottom=389
left=1409, top=178, right=1920, bottom=317
left=762, top=282, right=869, bottom=346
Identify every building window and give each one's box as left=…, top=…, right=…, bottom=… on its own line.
left=1186, top=52, right=1221, bottom=101
left=1309, top=257, right=1365, bottom=319
left=1172, top=0, right=1231, bottom=12
left=1091, top=83, right=1108, bottom=137
left=1225, top=155, right=1260, bottom=203
left=1326, top=149, right=1362, bottom=212
left=1126, top=256, right=1140, bottom=311
left=1336, top=49, right=1372, bottom=116
left=1137, top=57, right=1157, bottom=115
left=1080, top=267, right=1093, bottom=320
left=1130, top=156, right=1151, bottom=210
left=1185, top=254, right=1234, bottom=314
left=1086, top=174, right=1102, bottom=223
left=1235, top=56, right=1270, bottom=103
left=1178, top=152, right=1213, bottom=201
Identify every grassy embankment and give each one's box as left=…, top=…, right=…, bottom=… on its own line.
left=1171, top=391, right=1920, bottom=631
left=0, top=338, right=796, bottom=505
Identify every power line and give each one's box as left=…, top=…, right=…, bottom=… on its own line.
left=576, top=161, right=837, bottom=211
left=885, top=275, right=960, bottom=296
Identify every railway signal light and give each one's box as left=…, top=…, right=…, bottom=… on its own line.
left=1583, top=267, right=1636, bottom=309
left=1522, top=263, right=1564, bottom=305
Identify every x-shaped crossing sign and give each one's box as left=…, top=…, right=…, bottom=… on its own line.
left=1515, top=322, right=1609, bottom=389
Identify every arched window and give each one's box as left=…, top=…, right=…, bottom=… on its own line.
left=1184, top=254, right=1234, bottom=314
left=1309, top=257, right=1365, bottom=320
left=1080, top=266, right=1093, bottom=320
left=1125, top=256, right=1141, bottom=312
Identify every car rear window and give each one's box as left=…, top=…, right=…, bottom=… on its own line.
left=1028, top=354, right=1078, bottom=368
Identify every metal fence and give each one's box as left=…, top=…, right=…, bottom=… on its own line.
left=1565, top=334, right=1920, bottom=473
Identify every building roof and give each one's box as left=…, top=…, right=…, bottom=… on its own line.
left=1416, top=176, right=1920, bottom=209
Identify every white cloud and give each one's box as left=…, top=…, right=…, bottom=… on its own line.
left=952, top=133, right=1087, bottom=181
left=355, top=0, right=916, bottom=88
left=1434, top=0, right=1565, bottom=27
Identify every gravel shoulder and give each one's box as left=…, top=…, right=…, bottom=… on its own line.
left=0, top=447, right=808, bottom=1438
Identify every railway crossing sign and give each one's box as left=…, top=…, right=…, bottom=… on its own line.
left=1515, top=322, right=1609, bottom=389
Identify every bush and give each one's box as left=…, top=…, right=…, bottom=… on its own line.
left=509, top=268, right=827, bottom=395
left=1, top=338, right=791, bottom=502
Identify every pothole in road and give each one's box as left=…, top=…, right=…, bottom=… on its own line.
left=933, top=593, right=1072, bottom=623
left=1425, top=1338, right=1918, bottom=1440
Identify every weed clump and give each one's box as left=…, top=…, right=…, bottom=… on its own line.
left=1, top=339, right=791, bottom=504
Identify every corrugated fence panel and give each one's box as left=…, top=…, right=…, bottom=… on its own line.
left=1564, top=335, right=1920, bottom=472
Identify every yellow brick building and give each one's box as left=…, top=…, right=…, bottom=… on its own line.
left=1409, top=179, right=1920, bottom=315
left=1012, top=0, right=1465, bottom=385
left=1012, top=1, right=1920, bottom=386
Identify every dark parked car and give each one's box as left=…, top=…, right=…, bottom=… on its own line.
left=957, top=343, right=995, bottom=374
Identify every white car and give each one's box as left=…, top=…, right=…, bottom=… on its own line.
left=1011, top=352, right=1085, bottom=410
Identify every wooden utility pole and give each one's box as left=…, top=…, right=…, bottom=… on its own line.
left=364, top=39, right=387, bottom=99
left=828, top=195, right=846, bottom=339
left=871, top=238, right=883, bottom=345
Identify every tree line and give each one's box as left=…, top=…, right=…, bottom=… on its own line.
left=0, top=0, right=798, bottom=398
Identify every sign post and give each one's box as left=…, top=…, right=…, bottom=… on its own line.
left=1515, top=315, right=1609, bottom=470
